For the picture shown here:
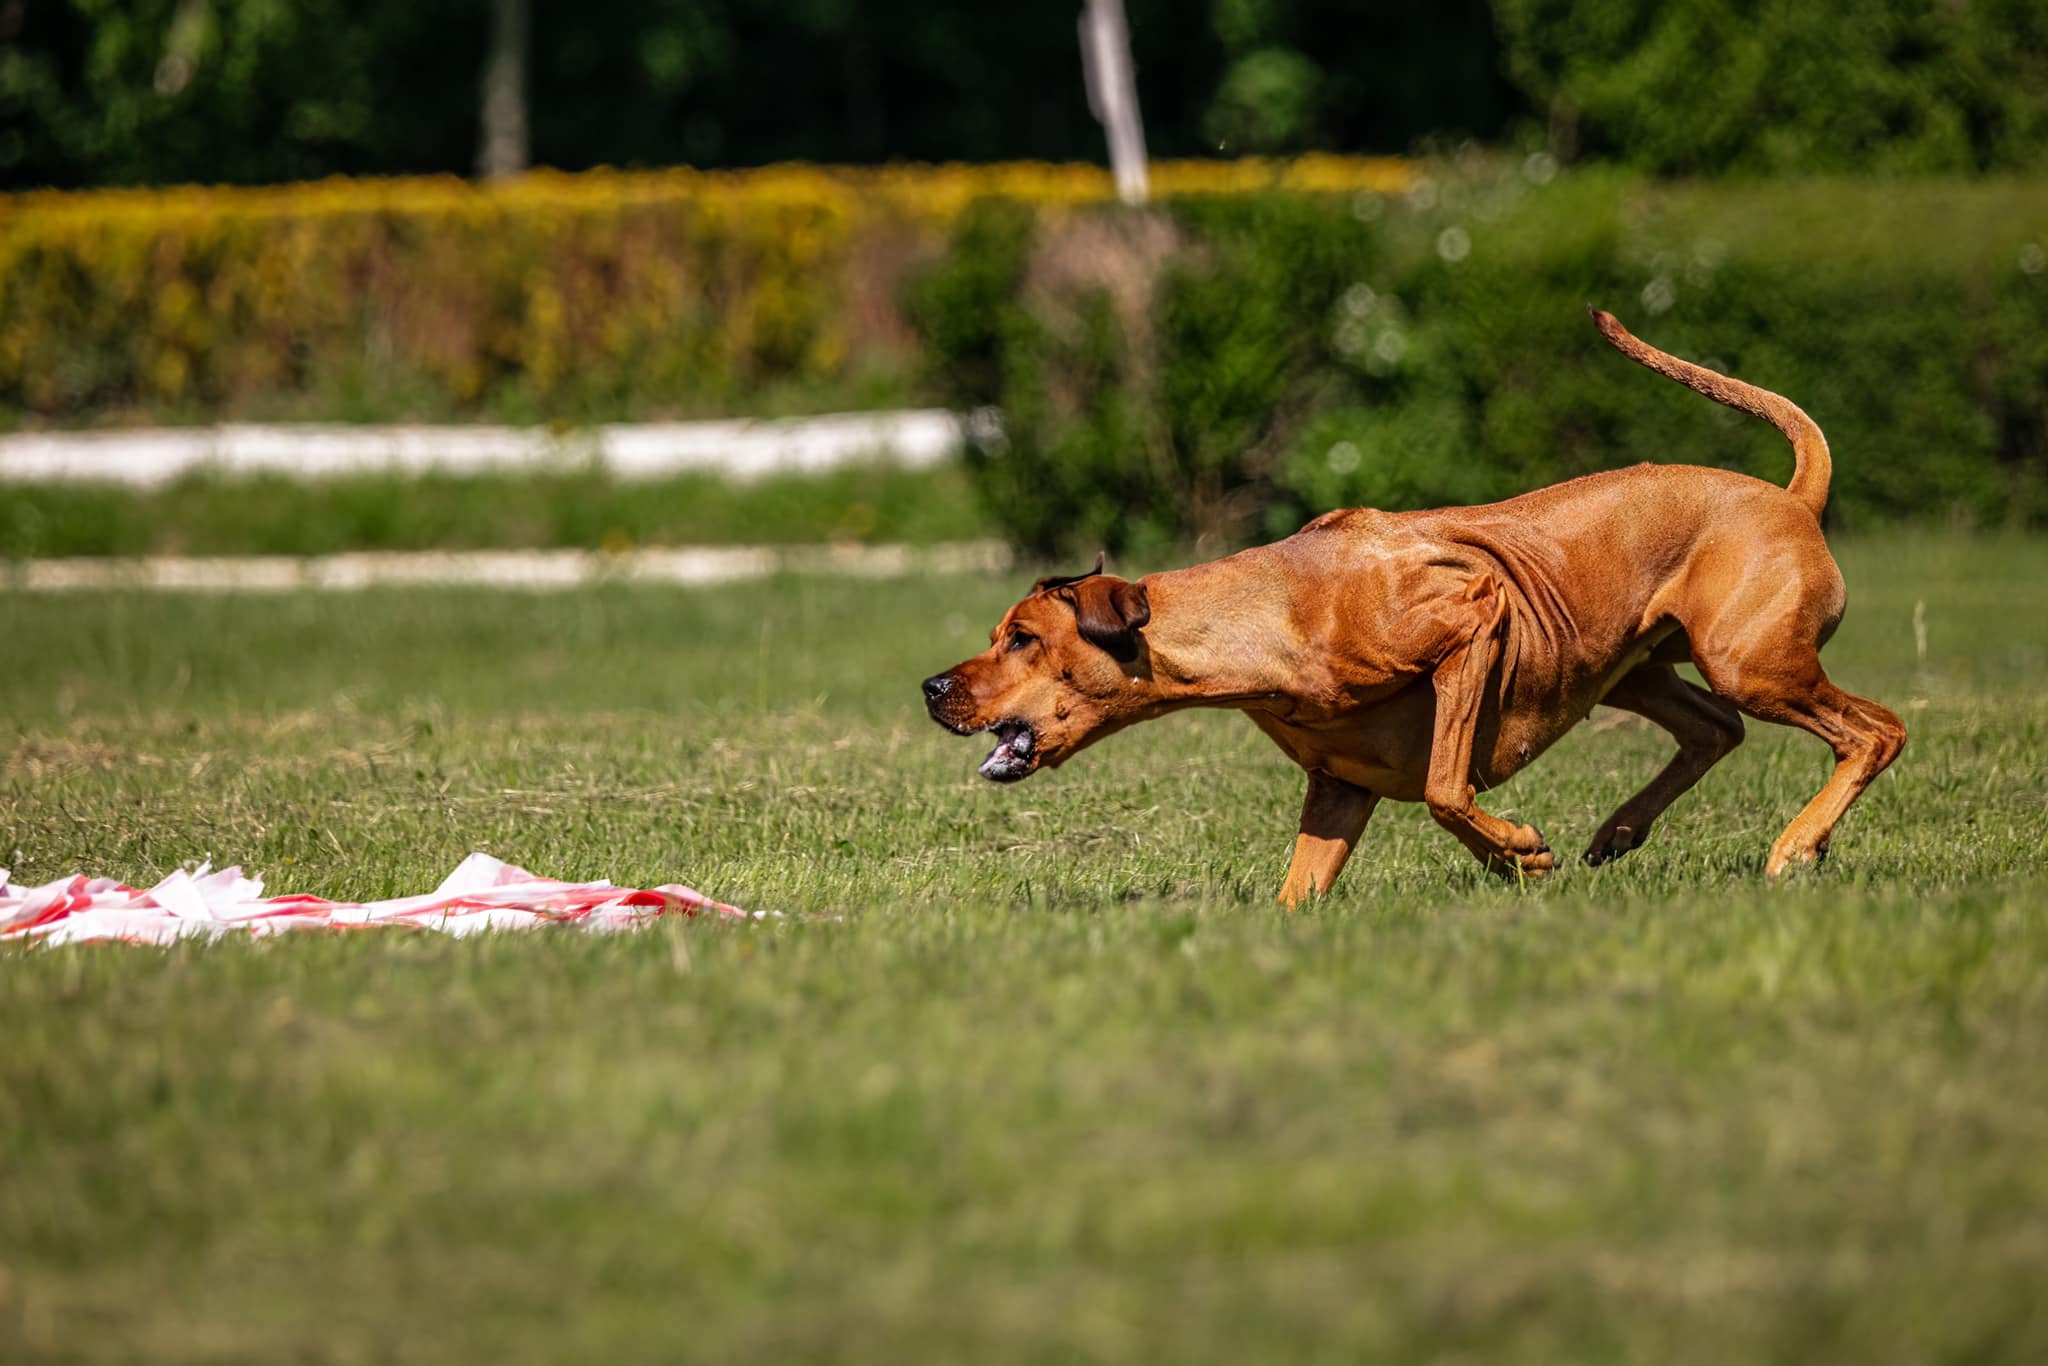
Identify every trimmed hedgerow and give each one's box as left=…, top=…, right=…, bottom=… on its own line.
left=0, top=157, right=1411, bottom=429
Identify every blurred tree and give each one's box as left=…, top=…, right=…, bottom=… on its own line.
left=1081, top=0, right=1150, bottom=202
left=476, top=0, right=530, bottom=177
left=524, top=2, right=1127, bottom=170
left=525, top=1, right=1519, bottom=169
left=1197, top=0, right=1514, bottom=155
left=7, top=0, right=2047, bottom=188
left=0, top=0, right=482, bottom=187
left=1206, top=48, right=1322, bottom=154
left=1494, top=0, right=2048, bottom=172
left=0, top=1, right=1523, bottom=188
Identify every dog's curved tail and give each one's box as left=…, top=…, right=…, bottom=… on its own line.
left=1587, top=305, right=1830, bottom=519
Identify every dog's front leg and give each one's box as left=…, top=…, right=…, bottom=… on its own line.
left=1422, top=575, right=1556, bottom=879
left=1278, top=773, right=1379, bottom=908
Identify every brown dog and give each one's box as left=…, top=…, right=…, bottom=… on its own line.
left=922, top=308, right=1905, bottom=904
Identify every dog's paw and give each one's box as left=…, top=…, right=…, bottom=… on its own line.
left=1582, top=821, right=1649, bottom=867
left=1489, top=827, right=1555, bottom=879
left=1765, top=839, right=1830, bottom=879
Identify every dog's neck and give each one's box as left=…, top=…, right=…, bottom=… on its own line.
left=1128, top=547, right=1310, bottom=712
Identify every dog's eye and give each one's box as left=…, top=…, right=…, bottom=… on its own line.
left=1007, top=630, right=1035, bottom=652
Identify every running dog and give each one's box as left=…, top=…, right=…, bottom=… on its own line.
left=922, top=308, right=1905, bottom=904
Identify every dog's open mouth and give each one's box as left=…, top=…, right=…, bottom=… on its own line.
left=977, top=719, right=1037, bottom=782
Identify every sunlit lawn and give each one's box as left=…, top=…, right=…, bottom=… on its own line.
left=3, top=533, right=2045, bottom=1364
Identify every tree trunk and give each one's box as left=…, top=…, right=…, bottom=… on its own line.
left=477, top=0, right=530, bottom=179
left=1079, top=0, right=1149, bottom=205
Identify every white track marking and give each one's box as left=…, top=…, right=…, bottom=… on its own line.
left=6, top=541, right=1012, bottom=593
left=0, top=411, right=964, bottom=487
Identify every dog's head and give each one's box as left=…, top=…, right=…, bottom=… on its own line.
left=921, top=554, right=1152, bottom=782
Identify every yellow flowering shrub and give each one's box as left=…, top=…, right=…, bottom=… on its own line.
left=0, top=157, right=1413, bottom=424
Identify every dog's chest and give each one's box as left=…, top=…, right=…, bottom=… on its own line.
left=1248, top=693, right=1437, bottom=802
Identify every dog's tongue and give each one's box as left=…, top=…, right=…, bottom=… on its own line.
left=978, top=725, right=1034, bottom=780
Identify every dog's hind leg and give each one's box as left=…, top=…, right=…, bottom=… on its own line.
left=1583, top=665, right=1745, bottom=866
left=1278, top=773, right=1380, bottom=907
left=1713, top=663, right=1904, bottom=876
left=1687, top=619, right=1905, bottom=877
left=1423, top=575, right=1557, bottom=878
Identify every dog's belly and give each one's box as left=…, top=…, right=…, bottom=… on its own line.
left=1320, top=752, right=1429, bottom=801
left=1253, top=657, right=1636, bottom=802
left=1470, top=704, right=1585, bottom=790
left=1465, top=630, right=1684, bottom=787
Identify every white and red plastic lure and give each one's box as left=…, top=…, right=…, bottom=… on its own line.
left=0, top=852, right=747, bottom=947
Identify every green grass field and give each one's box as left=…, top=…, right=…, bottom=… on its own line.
left=0, top=462, right=989, bottom=559
left=4, top=533, right=2046, bottom=1364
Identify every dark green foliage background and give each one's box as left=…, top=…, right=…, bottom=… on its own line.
left=0, top=0, right=1512, bottom=190
left=8, top=1, right=2044, bottom=190
left=1494, top=0, right=2048, bottom=174
left=908, top=170, right=2048, bottom=552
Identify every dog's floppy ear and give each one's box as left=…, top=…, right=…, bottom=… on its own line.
left=1034, top=551, right=1107, bottom=595
left=1067, top=575, right=1150, bottom=661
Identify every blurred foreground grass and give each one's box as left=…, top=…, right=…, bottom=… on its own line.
left=2, top=533, right=2045, bottom=1364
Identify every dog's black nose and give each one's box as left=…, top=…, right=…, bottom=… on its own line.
left=922, top=674, right=953, bottom=702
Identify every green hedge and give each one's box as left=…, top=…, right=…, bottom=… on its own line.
left=906, top=167, right=2048, bottom=551
left=0, top=158, right=1406, bottom=429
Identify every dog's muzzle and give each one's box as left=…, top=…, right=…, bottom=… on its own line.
left=922, top=672, right=1037, bottom=781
